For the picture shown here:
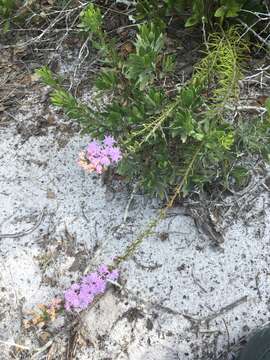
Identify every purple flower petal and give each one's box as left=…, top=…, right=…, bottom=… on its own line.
left=70, top=283, right=80, bottom=291
left=100, top=156, right=111, bottom=166
left=107, top=269, right=119, bottom=281
left=87, top=141, right=101, bottom=156
left=92, top=277, right=106, bottom=295
left=98, top=264, right=109, bottom=275
left=96, top=164, right=103, bottom=174
left=103, top=135, right=116, bottom=147
left=108, top=147, right=122, bottom=162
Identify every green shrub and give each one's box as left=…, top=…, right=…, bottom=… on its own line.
left=37, top=3, right=270, bottom=199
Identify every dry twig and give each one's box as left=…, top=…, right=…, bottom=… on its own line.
left=0, top=208, right=46, bottom=239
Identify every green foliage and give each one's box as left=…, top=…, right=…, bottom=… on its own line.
left=95, top=70, right=119, bottom=91
left=36, top=66, right=94, bottom=125
left=235, top=116, right=270, bottom=161
left=38, top=3, right=270, bottom=199
left=124, top=22, right=170, bottom=89
left=214, top=0, right=244, bottom=19
left=0, top=0, right=16, bottom=17
left=185, top=0, right=248, bottom=27
left=265, top=98, right=270, bottom=114
left=185, top=0, right=206, bottom=28
left=135, top=0, right=186, bottom=20
left=79, top=3, right=102, bottom=34
left=0, top=0, right=18, bottom=31
left=79, top=3, right=119, bottom=65
left=36, top=67, right=61, bottom=88
left=193, top=27, right=248, bottom=104
left=134, top=0, right=266, bottom=28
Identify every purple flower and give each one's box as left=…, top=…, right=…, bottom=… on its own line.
left=107, top=269, right=119, bottom=281
left=64, top=289, right=80, bottom=309
left=64, top=265, right=120, bottom=311
left=96, top=164, right=103, bottom=174
left=78, top=284, right=94, bottom=307
left=100, top=156, right=111, bottom=166
left=70, top=283, right=80, bottom=291
left=103, top=135, right=116, bottom=147
left=91, top=277, right=106, bottom=295
left=90, top=157, right=100, bottom=167
left=79, top=136, right=122, bottom=175
left=87, top=141, right=100, bottom=156
left=108, top=147, right=122, bottom=162
left=82, top=272, right=99, bottom=285
left=98, top=264, right=109, bottom=275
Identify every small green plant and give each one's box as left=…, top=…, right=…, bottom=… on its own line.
left=185, top=0, right=249, bottom=27
left=133, top=0, right=267, bottom=28
left=193, top=27, right=248, bottom=105
left=37, top=3, right=270, bottom=199
left=0, top=0, right=18, bottom=31
left=79, top=3, right=119, bottom=65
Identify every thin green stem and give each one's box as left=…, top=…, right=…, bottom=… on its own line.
left=125, top=95, right=183, bottom=152
left=112, top=143, right=203, bottom=267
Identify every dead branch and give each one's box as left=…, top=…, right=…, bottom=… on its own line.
left=0, top=208, right=46, bottom=239
left=0, top=339, right=30, bottom=351
left=203, top=296, right=248, bottom=324
left=238, top=18, right=270, bottom=48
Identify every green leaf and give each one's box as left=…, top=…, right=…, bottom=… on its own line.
left=95, top=70, right=118, bottom=91
left=219, top=132, right=234, bottom=150
left=51, top=90, right=77, bottom=108
left=230, top=166, right=249, bottom=186
left=3, top=20, right=10, bottom=33
left=185, top=15, right=199, bottom=27
left=36, top=66, right=60, bottom=88
left=80, top=3, right=102, bottom=34
left=218, top=0, right=243, bottom=18
left=144, top=93, right=161, bottom=109
left=162, top=54, right=175, bottom=74
left=214, top=6, right=227, bottom=18
left=181, top=88, right=196, bottom=107
left=226, top=6, right=241, bottom=17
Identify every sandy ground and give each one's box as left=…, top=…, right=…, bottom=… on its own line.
left=0, top=49, right=270, bottom=360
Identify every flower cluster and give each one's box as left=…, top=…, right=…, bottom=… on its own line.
left=78, top=135, right=122, bottom=174
left=64, top=265, right=119, bottom=311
